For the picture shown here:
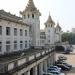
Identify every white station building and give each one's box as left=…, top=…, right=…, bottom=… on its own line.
left=0, top=0, right=62, bottom=75
left=0, top=0, right=61, bottom=54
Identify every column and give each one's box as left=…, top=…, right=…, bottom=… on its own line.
left=43, top=60, right=47, bottom=73
left=51, top=55, right=53, bottom=65
left=53, top=51, right=56, bottom=64
left=47, top=58, right=50, bottom=67
left=33, top=66, right=37, bottom=75
left=26, top=70, right=30, bottom=75
left=52, top=53, right=55, bottom=65
left=39, top=62, right=43, bottom=75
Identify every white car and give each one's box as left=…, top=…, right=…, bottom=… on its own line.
left=60, top=73, right=65, bottom=75
left=49, top=65, right=61, bottom=72
left=47, top=68, right=60, bottom=74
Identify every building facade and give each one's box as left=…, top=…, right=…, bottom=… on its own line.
left=40, top=15, right=62, bottom=48
left=0, top=0, right=61, bottom=75
left=72, top=28, right=75, bottom=34
left=0, top=10, right=30, bottom=54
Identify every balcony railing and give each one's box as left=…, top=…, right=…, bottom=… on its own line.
left=0, top=48, right=55, bottom=74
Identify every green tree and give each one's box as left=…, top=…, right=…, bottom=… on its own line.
left=62, top=32, right=75, bottom=44
left=61, top=32, right=70, bottom=42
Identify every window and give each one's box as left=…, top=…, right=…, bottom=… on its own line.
left=0, top=42, right=2, bottom=52
left=6, top=41, right=10, bottom=52
left=48, top=30, right=50, bottom=32
left=6, top=27, right=10, bottom=35
left=42, top=40, right=44, bottom=43
left=25, top=30, right=27, bottom=36
left=14, top=28, right=17, bottom=36
left=14, top=41, right=17, bottom=50
left=20, top=29, right=23, bottom=36
left=32, top=14, right=34, bottom=19
left=20, top=41, right=23, bottom=49
left=51, top=24, right=52, bottom=27
left=46, top=25, right=47, bottom=27
left=25, top=41, right=27, bottom=48
left=28, top=14, right=30, bottom=18
left=0, top=26, right=2, bottom=35
left=48, top=40, right=50, bottom=43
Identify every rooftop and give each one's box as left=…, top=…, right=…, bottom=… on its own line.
left=20, top=0, right=41, bottom=16
left=56, top=22, right=61, bottom=30
left=0, top=10, right=28, bottom=26
left=45, top=14, right=55, bottom=25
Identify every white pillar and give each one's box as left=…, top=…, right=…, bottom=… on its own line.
left=51, top=55, right=53, bottom=65
left=33, top=66, right=37, bottom=75
left=47, top=58, right=50, bottom=67
left=26, top=70, right=30, bottom=75
left=39, top=62, right=43, bottom=75
left=43, top=60, right=47, bottom=73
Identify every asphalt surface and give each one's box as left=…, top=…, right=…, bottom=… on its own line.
left=56, top=47, right=75, bottom=75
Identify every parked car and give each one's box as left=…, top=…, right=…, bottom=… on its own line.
left=55, top=60, right=72, bottom=69
left=62, top=62, right=72, bottom=69
left=48, top=68, right=60, bottom=74
left=56, top=63, right=70, bottom=70
left=58, top=55, right=67, bottom=60
left=64, top=46, right=73, bottom=54
left=55, top=60, right=66, bottom=65
left=59, top=73, right=65, bottom=75
left=49, top=65, right=61, bottom=72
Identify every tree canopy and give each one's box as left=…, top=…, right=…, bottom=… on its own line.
left=61, top=32, right=75, bottom=44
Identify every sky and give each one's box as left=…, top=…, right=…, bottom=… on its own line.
left=0, top=0, right=75, bottom=32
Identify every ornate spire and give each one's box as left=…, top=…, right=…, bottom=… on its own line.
left=20, top=0, right=41, bottom=16
left=25, top=0, right=36, bottom=11
left=56, top=22, right=61, bottom=29
left=45, top=13, right=55, bottom=25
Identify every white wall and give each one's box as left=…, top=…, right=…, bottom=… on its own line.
left=22, top=12, right=41, bottom=47
left=0, top=19, right=30, bottom=54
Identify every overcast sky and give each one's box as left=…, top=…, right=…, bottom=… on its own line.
left=0, top=0, right=75, bottom=31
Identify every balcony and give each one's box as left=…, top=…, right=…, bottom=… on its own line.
left=0, top=47, right=55, bottom=74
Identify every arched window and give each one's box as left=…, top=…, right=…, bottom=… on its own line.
left=32, top=14, right=34, bottom=19
left=51, top=24, right=52, bottom=27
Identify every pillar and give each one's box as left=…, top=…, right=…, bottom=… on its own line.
left=43, top=60, right=47, bottom=73
left=47, top=58, right=50, bottom=67
left=33, top=66, right=37, bottom=75
left=50, top=55, right=53, bottom=65
left=39, top=62, right=43, bottom=75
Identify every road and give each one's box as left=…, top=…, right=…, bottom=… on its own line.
left=56, top=47, right=75, bottom=75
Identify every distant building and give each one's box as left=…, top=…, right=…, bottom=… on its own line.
left=72, top=28, right=75, bottom=34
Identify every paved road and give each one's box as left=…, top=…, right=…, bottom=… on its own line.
left=56, top=48, right=75, bottom=75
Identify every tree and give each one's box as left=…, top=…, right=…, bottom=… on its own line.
left=61, top=32, right=75, bottom=44
left=61, top=32, right=70, bottom=42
